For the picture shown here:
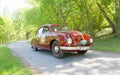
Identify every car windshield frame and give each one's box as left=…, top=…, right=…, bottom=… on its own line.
left=51, top=25, right=69, bottom=32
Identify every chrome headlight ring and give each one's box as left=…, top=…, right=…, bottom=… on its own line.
left=90, top=38, right=93, bottom=43
left=67, top=38, right=72, bottom=44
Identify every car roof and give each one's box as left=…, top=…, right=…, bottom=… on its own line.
left=42, top=24, right=60, bottom=27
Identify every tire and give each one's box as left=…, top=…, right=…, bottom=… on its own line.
left=77, top=50, right=88, bottom=55
left=32, top=45, right=38, bottom=51
left=51, top=41, right=64, bottom=58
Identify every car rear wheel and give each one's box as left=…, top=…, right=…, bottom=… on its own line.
left=51, top=41, right=64, bottom=58
left=77, top=50, right=88, bottom=55
left=32, top=46, right=38, bottom=51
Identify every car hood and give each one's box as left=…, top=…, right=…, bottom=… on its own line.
left=56, top=30, right=90, bottom=42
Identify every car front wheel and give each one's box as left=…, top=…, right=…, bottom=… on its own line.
left=32, top=45, right=38, bottom=51
left=77, top=50, right=88, bottom=55
left=51, top=41, right=64, bottom=58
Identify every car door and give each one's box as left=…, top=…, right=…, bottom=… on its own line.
left=36, top=26, right=50, bottom=47
left=36, top=27, right=44, bottom=46
left=42, top=26, right=51, bottom=46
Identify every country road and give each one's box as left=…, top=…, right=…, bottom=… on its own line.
left=8, top=41, right=120, bottom=75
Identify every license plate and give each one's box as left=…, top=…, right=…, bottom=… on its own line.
left=81, top=46, right=90, bottom=50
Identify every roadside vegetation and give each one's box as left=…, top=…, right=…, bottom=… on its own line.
left=91, top=34, right=120, bottom=53
left=0, top=46, right=31, bottom=75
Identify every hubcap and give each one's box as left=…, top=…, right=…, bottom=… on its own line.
left=54, top=46, right=59, bottom=53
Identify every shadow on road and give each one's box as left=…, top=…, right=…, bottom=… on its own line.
left=34, top=49, right=120, bottom=75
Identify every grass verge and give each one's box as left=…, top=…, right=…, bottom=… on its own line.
left=0, top=46, right=31, bottom=75
left=91, top=36, right=120, bottom=53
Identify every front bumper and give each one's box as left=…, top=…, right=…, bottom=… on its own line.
left=60, top=46, right=90, bottom=51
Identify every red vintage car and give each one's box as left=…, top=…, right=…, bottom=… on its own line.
left=31, top=24, right=93, bottom=58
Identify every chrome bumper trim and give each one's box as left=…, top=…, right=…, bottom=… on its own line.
left=60, top=46, right=90, bottom=50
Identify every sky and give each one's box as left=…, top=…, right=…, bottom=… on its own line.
left=0, top=0, right=31, bottom=16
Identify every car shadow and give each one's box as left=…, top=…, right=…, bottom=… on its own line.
left=36, top=49, right=84, bottom=58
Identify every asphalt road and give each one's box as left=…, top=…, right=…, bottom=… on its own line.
left=8, top=41, right=120, bottom=75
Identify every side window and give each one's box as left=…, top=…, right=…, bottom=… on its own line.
left=43, top=27, right=49, bottom=33
left=37, top=27, right=43, bottom=37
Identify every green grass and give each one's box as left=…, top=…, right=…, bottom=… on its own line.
left=91, top=36, right=120, bottom=53
left=0, top=46, right=32, bottom=75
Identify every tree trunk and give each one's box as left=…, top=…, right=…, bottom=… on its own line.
left=60, top=8, right=67, bottom=26
left=59, top=2, right=67, bottom=26
left=26, top=31, right=31, bottom=40
left=115, top=0, right=120, bottom=38
left=96, top=2, right=116, bottom=33
left=7, top=33, right=10, bottom=42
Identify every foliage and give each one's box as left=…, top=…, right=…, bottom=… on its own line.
left=0, top=46, right=31, bottom=75
left=1, top=0, right=120, bottom=44
left=0, top=17, right=5, bottom=43
left=0, top=17, right=5, bottom=25
left=0, top=17, right=16, bottom=44
left=24, top=0, right=119, bottom=36
left=13, top=9, right=38, bottom=40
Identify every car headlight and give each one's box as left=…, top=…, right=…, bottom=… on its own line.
left=67, top=38, right=72, bottom=44
left=90, top=38, right=93, bottom=43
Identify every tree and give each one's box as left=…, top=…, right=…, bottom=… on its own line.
left=0, top=17, right=5, bottom=44
left=22, top=0, right=119, bottom=38
left=0, top=16, right=15, bottom=44
left=96, top=2, right=116, bottom=33
left=115, top=0, right=120, bottom=38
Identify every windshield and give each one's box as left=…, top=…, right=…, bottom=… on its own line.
left=51, top=25, right=69, bottom=32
